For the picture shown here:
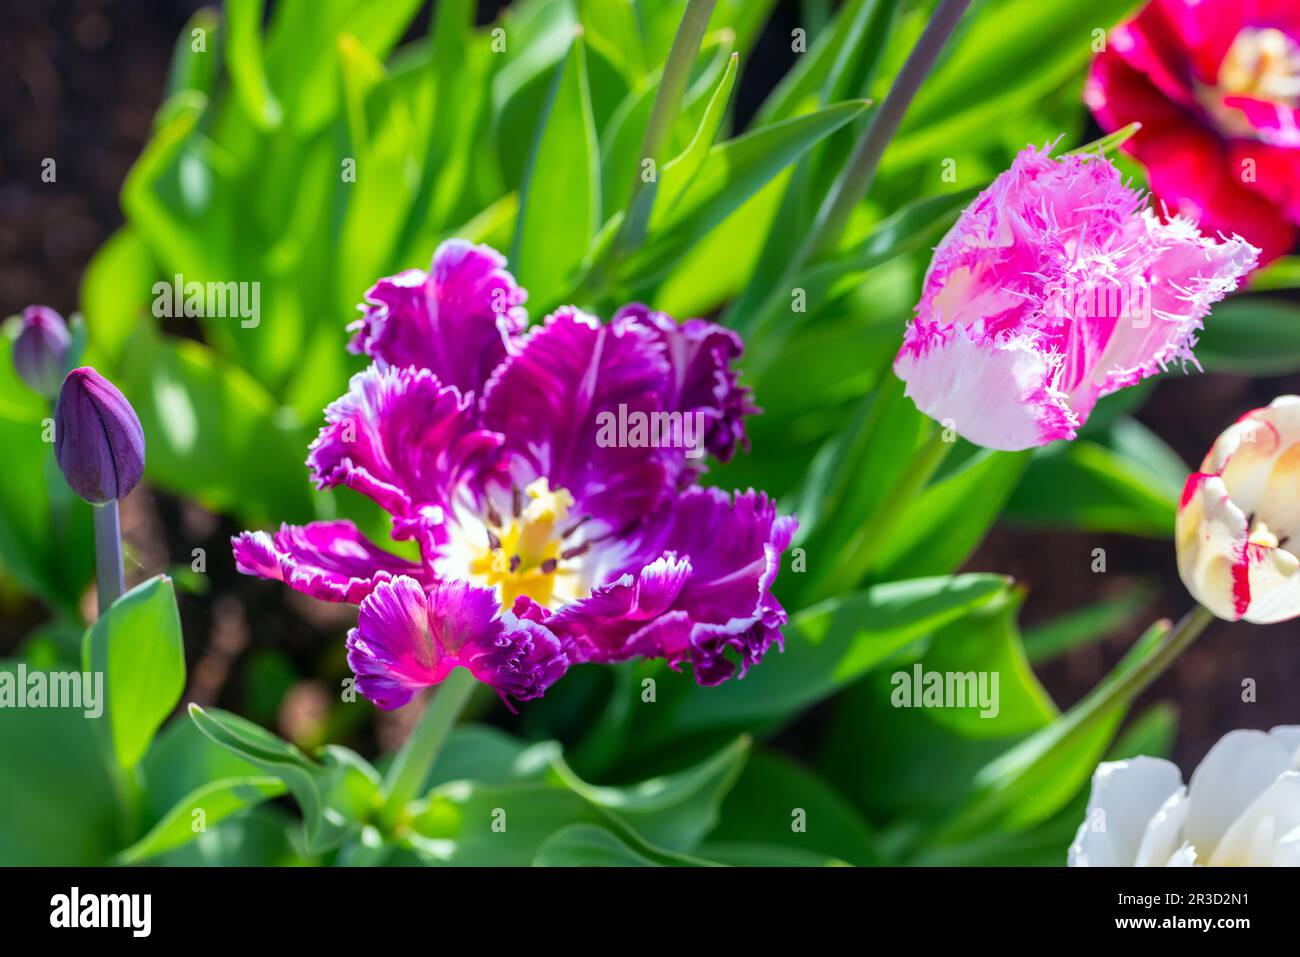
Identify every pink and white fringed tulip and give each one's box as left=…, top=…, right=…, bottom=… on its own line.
left=1178, top=396, right=1300, bottom=623
left=894, top=144, right=1259, bottom=451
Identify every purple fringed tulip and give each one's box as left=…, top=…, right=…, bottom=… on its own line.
left=13, top=305, right=71, bottom=398
left=234, top=239, right=796, bottom=709
left=54, top=367, right=146, bottom=505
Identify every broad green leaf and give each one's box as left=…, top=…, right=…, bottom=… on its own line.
left=736, top=187, right=971, bottom=345
left=898, top=587, right=1057, bottom=739
left=225, top=0, right=282, bottom=129
left=335, top=34, right=423, bottom=312
left=140, top=713, right=264, bottom=816
left=731, top=0, right=900, bottom=326
left=79, top=227, right=156, bottom=366
left=644, top=52, right=739, bottom=230
left=513, top=32, right=601, bottom=309
left=886, top=0, right=1143, bottom=169
left=261, top=0, right=427, bottom=137
left=1103, top=416, right=1187, bottom=498
left=755, top=0, right=883, bottom=124
left=117, top=776, right=287, bottom=864
left=121, top=93, right=231, bottom=286
left=82, top=576, right=185, bottom=770
left=121, top=335, right=315, bottom=525
left=532, top=821, right=713, bottom=866
left=818, top=593, right=1067, bottom=827
left=407, top=781, right=605, bottom=866
left=1195, top=297, right=1300, bottom=376
left=0, top=663, right=122, bottom=865
left=578, top=0, right=645, bottom=80
left=709, top=750, right=883, bottom=865
left=937, top=619, right=1170, bottom=840
left=389, top=0, right=477, bottom=261
left=408, top=773, right=719, bottom=867
left=188, top=705, right=378, bottom=854
left=546, top=737, right=749, bottom=851
left=423, top=724, right=547, bottom=790
left=533, top=823, right=662, bottom=866
left=147, top=805, right=308, bottom=866
left=630, top=574, right=1012, bottom=751
left=0, top=408, right=93, bottom=617
left=652, top=172, right=788, bottom=316
left=709, top=0, right=779, bottom=55
left=871, top=448, right=1033, bottom=580
left=1006, top=440, right=1177, bottom=536
left=167, top=7, right=222, bottom=98
left=787, top=374, right=927, bottom=602
left=620, top=100, right=869, bottom=284
left=696, top=842, right=850, bottom=866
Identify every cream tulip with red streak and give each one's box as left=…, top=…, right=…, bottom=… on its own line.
left=1177, top=395, right=1300, bottom=623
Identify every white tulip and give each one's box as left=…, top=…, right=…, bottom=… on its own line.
left=1177, top=395, right=1300, bottom=623
left=1069, top=726, right=1300, bottom=866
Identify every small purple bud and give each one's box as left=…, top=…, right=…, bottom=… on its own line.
left=54, top=367, right=146, bottom=505
left=13, top=305, right=71, bottom=398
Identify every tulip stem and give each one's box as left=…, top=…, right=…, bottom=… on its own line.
left=927, top=606, right=1214, bottom=849
left=93, top=501, right=125, bottom=617
left=811, top=425, right=952, bottom=601
left=740, top=0, right=972, bottom=363
left=378, top=667, right=477, bottom=832
left=1102, top=604, right=1215, bottom=709
left=804, top=0, right=972, bottom=259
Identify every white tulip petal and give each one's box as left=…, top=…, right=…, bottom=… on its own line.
left=1164, top=842, right=1198, bottom=867
left=1175, top=474, right=1249, bottom=620
left=1069, top=758, right=1183, bottom=867
left=1134, top=787, right=1189, bottom=867
left=1208, top=772, right=1300, bottom=866
left=1242, top=545, right=1300, bottom=623
left=1267, top=725, right=1300, bottom=768
left=1185, top=730, right=1295, bottom=859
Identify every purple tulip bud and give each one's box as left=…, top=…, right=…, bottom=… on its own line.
left=54, top=367, right=146, bottom=505
left=13, top=305, right=71, bottom=398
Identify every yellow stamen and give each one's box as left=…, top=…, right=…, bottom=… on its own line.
left=468, top=478, right=577, bottom=609
left=1249, top=519, right=1280, bottom=549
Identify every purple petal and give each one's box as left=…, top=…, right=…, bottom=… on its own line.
left=348, top=239, right=527, bottom=395
left=481, top=307, right=680, bottom=531
left=614, top=304, right=759, bottom=469
left=307, top=366, right=506, bottom=525
left=552, top=488, right=797, bottom=684
left=345, top=576, right=568, bottom=709
left=231, top=521, right=425, bottom=603
left=53, top=366, right=146, bottom=505
left=14, top=305, right=71, bottom=398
